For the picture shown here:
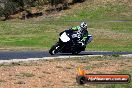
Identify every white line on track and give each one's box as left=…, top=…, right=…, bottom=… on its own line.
left=0, top=54, right=132, bottom=64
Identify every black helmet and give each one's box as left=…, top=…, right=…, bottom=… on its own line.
left=80, top=22, right=87, bottom=29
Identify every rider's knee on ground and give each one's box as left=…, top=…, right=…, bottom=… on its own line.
left=86, top=35, right=93, bottom=44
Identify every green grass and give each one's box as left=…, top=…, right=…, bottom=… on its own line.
left=61, top=0, right=132, bottom=21
left=0, top=20, right=60, bottom=50
left=0, top=0, right=131, bottom=51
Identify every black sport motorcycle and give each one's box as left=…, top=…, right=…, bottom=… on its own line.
left=49, top=30, right=88, bottom=55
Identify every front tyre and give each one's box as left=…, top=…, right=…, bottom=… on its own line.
left=49, top=42, right=60, bottom=55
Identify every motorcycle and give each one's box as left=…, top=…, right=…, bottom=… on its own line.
left=49, top=30, right=91, bottom=55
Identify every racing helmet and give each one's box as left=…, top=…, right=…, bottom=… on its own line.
left=80, top=22, right=87, bottom=29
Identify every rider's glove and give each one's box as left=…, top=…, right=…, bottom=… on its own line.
left=78, top=41, right=85, bottom=46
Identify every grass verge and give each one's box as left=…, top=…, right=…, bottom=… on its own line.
left=0, top=0, right=131, bottom=51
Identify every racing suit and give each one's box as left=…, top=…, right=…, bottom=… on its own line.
left=70, top=26, right=92, bottom=47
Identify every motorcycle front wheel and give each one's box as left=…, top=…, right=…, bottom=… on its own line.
left=49, top=42, right=60, bottom=55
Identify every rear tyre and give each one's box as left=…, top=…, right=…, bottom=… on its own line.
left=49, top=42, right=60, bottom=55
left=72, top=51, right=81, bottom=55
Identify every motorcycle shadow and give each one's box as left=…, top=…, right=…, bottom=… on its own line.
left=58, top=52, right=94, bottom=56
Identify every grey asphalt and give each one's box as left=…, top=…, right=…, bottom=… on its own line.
left=0, top=51, right=132, bottom=60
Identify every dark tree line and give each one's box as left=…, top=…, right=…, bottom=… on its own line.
left=0, top=0, right=42, bottom=20
left=0, top=0, right=19, bottom=20
left=0, top=0, right=85, bottom=20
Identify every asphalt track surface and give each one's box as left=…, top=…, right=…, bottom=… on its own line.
left=0, top=51, right=132, bottom=60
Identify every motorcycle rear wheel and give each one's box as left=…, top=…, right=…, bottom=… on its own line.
left=72, top=51, right=81, bottom=55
